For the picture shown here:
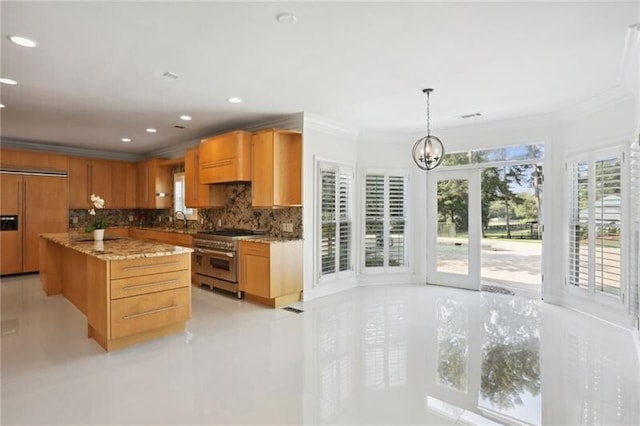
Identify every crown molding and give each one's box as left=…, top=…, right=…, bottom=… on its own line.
left=303, top=112, right=359, bottom=139
left=558, top=85, right=634, bottom=122
left=0, top=138, right=145, bottom=162
left=242, top=112, right=304, bottom=133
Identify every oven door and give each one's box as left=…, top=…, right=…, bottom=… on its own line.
left=193, top=247, right=237, bottom=283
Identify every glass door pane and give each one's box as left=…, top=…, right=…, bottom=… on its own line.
left=427, top=169, right=481, bottom=290
left=436, top=178, right=470, bottom=276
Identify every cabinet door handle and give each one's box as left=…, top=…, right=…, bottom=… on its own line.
left=123, top=304, right=178, bottom=320
left=23, top=181, right=27, bottom=221
left=122, top=279, right=179, bottom=290
left=122, top=261, right=179, bottom=271
left=194, top=153, right=199, bottom=201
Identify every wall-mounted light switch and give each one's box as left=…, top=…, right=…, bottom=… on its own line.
left=128, top=215, right=134, bottom=222
left=72, top=216, right=78, bottom=224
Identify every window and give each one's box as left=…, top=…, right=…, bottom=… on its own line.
left=567, top=147, right=626, bottom=299
left=362, top=171, right=409, bottom=271
left=442, top=143, right=544, bottom=167
left=173, top=172, right=197, bottom=220
left=318, top=162, right=354, bottom=282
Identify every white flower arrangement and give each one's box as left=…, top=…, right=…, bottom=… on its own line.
left=86, top=194, right=107, bottom=232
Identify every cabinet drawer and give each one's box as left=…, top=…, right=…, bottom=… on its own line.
left=239, top=240, right=270, bottom=256
left=111, top=270, right=189, bottom=299
left=110, top=254, right=189, bottom=279
left=110, top=287, right=190, bottom=339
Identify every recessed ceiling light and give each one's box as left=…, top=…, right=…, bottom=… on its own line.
left=227, top=97, right=242, bottom=104
left=146, top=128, right=157, bottom=133
left=121, top=138, right=131, bottom=143
left=180, top=115, right=192, bottom=121
left=276, top=12, right=297, bottom=24
left=8, top=35, right=38, bottom=48
left=0, top=78, right=18, bottom=85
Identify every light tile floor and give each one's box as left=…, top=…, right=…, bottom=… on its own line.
left=2, top=274, right=639, bottom=425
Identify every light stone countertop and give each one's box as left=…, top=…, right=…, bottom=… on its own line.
left=242, top=237, right=303, bottom=244
left=40, top=233, right=193, bottom=261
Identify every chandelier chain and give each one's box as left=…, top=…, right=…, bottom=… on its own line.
left=426, top=90, right=431, bottom=137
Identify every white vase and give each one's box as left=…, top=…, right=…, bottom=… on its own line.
left=93, top=229, right=105, bottom=241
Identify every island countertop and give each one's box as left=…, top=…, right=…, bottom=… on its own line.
left=40, top=232, right=193, bottom=261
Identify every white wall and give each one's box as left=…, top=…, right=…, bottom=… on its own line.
left=301, top=113, right=360, bottom=301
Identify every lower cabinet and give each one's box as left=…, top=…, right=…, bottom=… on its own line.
left=88, top=253, right=192, bottom=351
left=238, top=240, right=303, bottom=308
left=110, top=287, right=190, bottom=340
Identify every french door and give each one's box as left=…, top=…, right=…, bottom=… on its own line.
left=426, top=169, right=481, bottom=290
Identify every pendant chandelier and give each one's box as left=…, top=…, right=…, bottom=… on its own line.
left=412, top=88, right=445, bottom=170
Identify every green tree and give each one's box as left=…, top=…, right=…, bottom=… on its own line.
left=437, top=179, right=469, bottom=233
left=483, top=166, right=526, bottom=238
left=514, top=194, right=538, bottom=222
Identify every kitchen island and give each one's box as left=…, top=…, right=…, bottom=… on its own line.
left=39, top=233, right=193, bottom=352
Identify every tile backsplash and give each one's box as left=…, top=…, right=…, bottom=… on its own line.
left=69, top=183, right=302, bottom=239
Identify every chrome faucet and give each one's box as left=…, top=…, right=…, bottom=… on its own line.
left=174, top=211, right=187, bottom=229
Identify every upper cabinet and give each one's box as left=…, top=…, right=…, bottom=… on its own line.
left=0, top=148, right=68, bottom=173
left=199, top=131, right=252, bottom=184
left=69, top=158, right=137, bottom=209
left=69, top=158, right=113, bottom=208
left=184, top=146, right=225, bottom=208
left=136, top=159, right=172, bottom=209
left=251, top=129, right=302, bottom=208
left=111, top=161, right=137, bottom=209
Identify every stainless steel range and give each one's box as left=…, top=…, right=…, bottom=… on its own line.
left=192, top=229, right=267, bottom=298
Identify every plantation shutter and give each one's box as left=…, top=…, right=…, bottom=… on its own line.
left=567, top=148, right=625, bottom=300
left=363, top=171, right=408, bottom=270
left=365, top=175, right=385, bottom=267
left=338, top=171, right=352, bottom=272
left=594, top=155, right=621, bottom=296
left=630, top=141, right=640, bottom=320
left=318, top=162, right=354, bottom=281
left=321, top=169, right=337, bottom=276
left=568, top=160, right=589, bottom=288
left=388, top=175, right=407, bottom=267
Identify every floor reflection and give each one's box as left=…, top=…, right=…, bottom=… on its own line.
left=2, top=276, right=638, bottom=425
left=305, top=286, right=638, bottom=425
left=437, top=299, right=469, bottom=392
left=478, top=295, right=541, bottom=424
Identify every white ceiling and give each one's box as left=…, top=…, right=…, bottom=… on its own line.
left=1, top=1, right=638, bottom=154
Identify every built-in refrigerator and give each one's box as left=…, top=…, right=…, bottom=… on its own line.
left=0, top=172, right=68, bottom=275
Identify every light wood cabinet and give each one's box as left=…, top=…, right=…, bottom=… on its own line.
left=136, top=159, right=172, bottom=209
left=251, top=129, right=302, bottom=207
left=184, top=146, right=226, bottom=208
left=199, top=131, right=252, bottom=184
left=239, top=239, right=303, bottom=308
left=0, top=148, right=68, bottom=173
left=69, top=157, right=114, bottom=208
left=1, top=174, right=68, bottom=274
left=40, top=237, right=191, bottom=351
left=111, top=161, right=137, bottom=208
